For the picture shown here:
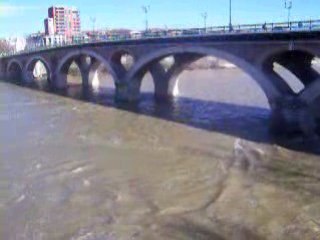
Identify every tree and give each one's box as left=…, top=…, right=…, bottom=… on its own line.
left=0, top=40, right=13, bottom=54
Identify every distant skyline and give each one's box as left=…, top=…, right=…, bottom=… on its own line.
left=0, top=0, right=319, bottom=38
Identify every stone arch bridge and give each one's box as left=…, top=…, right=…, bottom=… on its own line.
left=1, top=32, right=320, bottom=135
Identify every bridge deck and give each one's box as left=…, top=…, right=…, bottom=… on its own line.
left=1, top=31, right=320, bottom=59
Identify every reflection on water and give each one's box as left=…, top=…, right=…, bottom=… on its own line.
left=173, top=77, right=180, bottom=97
left=91, top=70, right=100, bottom=90
left=32, top=69, right=273, bottom=142
left=1, top=68, right=320, bottom=240
left=60, top=85, right=271, bottom=143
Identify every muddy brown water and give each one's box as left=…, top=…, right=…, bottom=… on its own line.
left=1, top=68, right=320, bottom=240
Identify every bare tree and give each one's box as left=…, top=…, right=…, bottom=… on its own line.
left=0, top=40, right=13, bottom=54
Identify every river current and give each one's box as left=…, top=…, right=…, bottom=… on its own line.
left=1, top=68, right=320, bottom=240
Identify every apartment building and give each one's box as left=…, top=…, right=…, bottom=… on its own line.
left=44, top=6, right=81, bottom=40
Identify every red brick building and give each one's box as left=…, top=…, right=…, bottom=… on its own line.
left=44, top=6, right=81, bottom=40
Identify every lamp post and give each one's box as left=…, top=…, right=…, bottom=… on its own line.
left=90, top=17, right=96, bottom=32
left=90, top=17, right=96, bottom=40
left=201, top=12, right=208, bottom=32
left=229, top=0, right=233, bottom=32
left=285, top=0, right=292, bottom=27
left=142, top=5, right=150, bottom=32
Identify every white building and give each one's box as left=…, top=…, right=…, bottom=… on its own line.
left=43, top=35, right=67, bottom=46
left=130, top=30, right=143, bottom=39
left=8, top=37, right=26, bottom=52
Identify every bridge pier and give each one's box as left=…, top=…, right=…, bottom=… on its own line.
left=270, top=96, right=317, bottom=136
left=112, top=82, right=130, bottom=102
left=0, top=59, right=6, bottom=80
left=22, top=69, right=35, bottom=85
left=262, top=51, right=320, bottom=136
left=127, top=54, right=202, bottom=101
left=299, top=79, right=320, bottom=133
left=75, top=56, right=93, bottom=89
left=51, top=70, right=68, bottom=90
left=149, top=63, right=174, bottom=100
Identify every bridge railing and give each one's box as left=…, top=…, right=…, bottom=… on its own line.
left=2, top=19, right=320, bottom=58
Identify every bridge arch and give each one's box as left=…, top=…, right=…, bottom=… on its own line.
left=110, top=49, right=135, bottom=75
left=261, top=48, right=319, bottom=94
left=7, top=59, right=23, bottom=73
left=6, top=59, right=23, bottom=82
left=126, top=46, right=283, bottom=105
left=24, top=56, right=52, bottom=85
left=260, top=47, right=320, bottom=134
left=55, top=49, right=118, bottom=89
left=110, top=49, right=135, bottom=63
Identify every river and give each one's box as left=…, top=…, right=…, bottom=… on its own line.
left=1, top=68, right=320, bottom=240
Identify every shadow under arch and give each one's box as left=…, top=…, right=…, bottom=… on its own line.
left=6, top=59, right=23, bottom=83
left=7, top=59, right=23, bottom=74
left=126, top=46, right=283, bottom=107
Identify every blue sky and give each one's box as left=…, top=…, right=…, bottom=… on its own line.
left=0, top=0, right=319, bottom=38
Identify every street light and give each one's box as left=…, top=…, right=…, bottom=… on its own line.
left=142, top=5, right=150, bottom=32
left=90, top=17, right=96, bottom=32
left=229, top=0, right=233, bottom=32
left=201, top=12, right=208, bottom=32
left=285, top=0, right=293, bottom=26
left=90, top=17, right=97, bottom=41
